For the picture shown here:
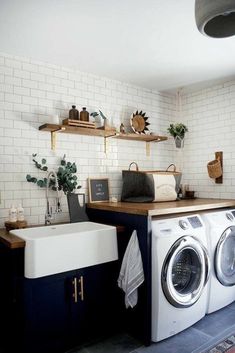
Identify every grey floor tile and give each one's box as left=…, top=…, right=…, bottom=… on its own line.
left=73, top=333, right=142, bottom=353
left=193, top=305, right=235, bottom=337
left=134, top=327, right=210, bottom=353
left=226, top=301, right=235, bottom=311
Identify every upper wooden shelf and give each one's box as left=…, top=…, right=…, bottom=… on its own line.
left=39, top=123, right=168, bottom=143
left=39, top=123, right=116, bottom=138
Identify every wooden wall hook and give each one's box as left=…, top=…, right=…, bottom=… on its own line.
left=215, top=151, right=223, bottom=184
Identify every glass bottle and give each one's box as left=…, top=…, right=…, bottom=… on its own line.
left=17, top=204, right=25, bottom=221
left=9, top=204, right=17, bottom=223
left=79, top=107, right=89, bottom=122
left=69, top=105, right=79, bottom=120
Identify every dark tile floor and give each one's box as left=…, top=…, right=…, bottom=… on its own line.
left=70, top=301, right=235, bottom=353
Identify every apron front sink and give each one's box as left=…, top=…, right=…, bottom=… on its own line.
left=10, top=222, right=118, bottom=278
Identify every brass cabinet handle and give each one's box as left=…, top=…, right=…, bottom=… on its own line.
left=72, top=277, right=78, bottom=303
left=79, top=275, right=84, bottom=301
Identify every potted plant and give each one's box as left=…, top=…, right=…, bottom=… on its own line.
left=167, top=123, right=188, bottom=148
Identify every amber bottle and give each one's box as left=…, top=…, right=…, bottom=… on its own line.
left=69, top=105, right=79, bottom=120
left=79, top=107, right=89, bottom=122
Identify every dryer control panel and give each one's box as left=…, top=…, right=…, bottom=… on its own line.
left=187, top=216, right=203, bottom=228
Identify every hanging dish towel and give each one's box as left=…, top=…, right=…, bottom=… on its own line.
left=117, top=230, right=145, bottom=308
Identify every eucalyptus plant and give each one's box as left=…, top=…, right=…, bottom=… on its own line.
left=26, top=154, right=81, bottom=194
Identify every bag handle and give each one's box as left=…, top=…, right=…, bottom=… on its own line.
left=128, top=162, right=139, bottom=171
left=166, top=164, right=176, bottom=172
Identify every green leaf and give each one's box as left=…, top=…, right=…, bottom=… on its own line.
left=26, top=174, right=32, bottom=181
left=37, top=180, right=44, bottom=187
left=41, top=158, right=46, bottom=164
left=42, top=166, right=48, bottom=171
left=61, top=159, right=66, bottom=166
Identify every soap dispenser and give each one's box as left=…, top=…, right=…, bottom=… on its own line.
left=9, top=204, right=17, bottom=223
left=17, top=204, right=25, bottom=221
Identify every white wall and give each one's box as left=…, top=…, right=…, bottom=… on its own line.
left=181, top=80, right=235, bottom=199
left=0, top=52, right=176, bottom=227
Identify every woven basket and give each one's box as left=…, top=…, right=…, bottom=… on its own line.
left=207, top=159, right=222, bottom=179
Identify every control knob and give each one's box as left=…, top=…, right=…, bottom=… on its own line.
left=179, top=220, right=189, bottom=230
left=226, top=213, right=234, bottom=221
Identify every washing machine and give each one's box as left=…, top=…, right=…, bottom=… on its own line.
left=202, top=209, right=235, bottom=314
left=152, top=214, right=210, bottom=342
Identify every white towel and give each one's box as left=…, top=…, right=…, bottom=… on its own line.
left=117, top=230, right=145, bottom=308
left=152, top=174, right=177, bottom=201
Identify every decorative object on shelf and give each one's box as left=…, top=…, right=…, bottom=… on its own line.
left=120, top=123, right=125, bottom=134
left=167, top=123, right=188, bottom=148
left=62, top=118, right=96, bottom=129
left=90, top=110, right=115, bottom=132
left=51, top=114, right=60, bottom=124
left=26, top=154, right=81, bottom=194
left=185, top=190, right=195, bottom=199
left=88, top=178, right=110, bottom=203
left=69, top=105, right=79, bottom=120
left=195, top=0, right=235, bottom=38
left=207, top=151, right=223, bottom=184
left=80, top=107, right=89, bottom=122
left=130, top=110, right=150, bottom=134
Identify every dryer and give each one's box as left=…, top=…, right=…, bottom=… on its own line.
left=152, top=214, right=210, bottom=342
left=202, top=209, right=235, bottom=314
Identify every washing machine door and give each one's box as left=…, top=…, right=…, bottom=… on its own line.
left=161, top=236, right=210, bottom=308
left=215, top=226, right=235, bottom=286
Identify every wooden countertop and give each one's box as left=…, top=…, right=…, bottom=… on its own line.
left=2, top=198, right=235, bottom=249
left=0, top=228, right=25, bottom=249
left=87, top=198, right=235, bottom=216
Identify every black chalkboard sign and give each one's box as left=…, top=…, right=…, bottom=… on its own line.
left=88, top=178, right=110, bottom=202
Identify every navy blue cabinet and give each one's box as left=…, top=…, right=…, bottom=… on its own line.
left=21, top=261, right=119, bottom=353
left=0, top=240, right=120, bottom=353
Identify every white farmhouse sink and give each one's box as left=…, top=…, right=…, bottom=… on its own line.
left=10, top=222, right=118, bottom=279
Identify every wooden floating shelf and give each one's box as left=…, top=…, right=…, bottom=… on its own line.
left=39, top=123, right=116, bottom=137
left=39, top=124, right=167, bottom=142
left=39, top=123, right=168, bottom=153
left=115, top=133, right=168, bottom=142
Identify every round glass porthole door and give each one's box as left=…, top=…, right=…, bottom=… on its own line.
left=161, top=236, right=209, bottom=308
left=215, top=226, right=235, bottom=286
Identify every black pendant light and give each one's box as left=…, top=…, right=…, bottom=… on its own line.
left=195, top=0, right=235, bottom=38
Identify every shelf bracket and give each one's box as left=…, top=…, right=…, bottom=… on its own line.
left=146, top=142, right=150, bottom=156
left=51, top=131, right=56, bottom=150
left=50, top=127, right=65, bottom=150
left=104, top=137, right=109, bottom=154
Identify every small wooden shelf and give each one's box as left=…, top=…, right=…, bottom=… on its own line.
left=39, top=123, right=168, bottom=153
left=115, top=133, right=168, bottom=142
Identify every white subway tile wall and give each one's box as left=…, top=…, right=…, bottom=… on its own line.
left=181, top=81, right=235, bottom=199
left=0, top=52, right=175, bottom=227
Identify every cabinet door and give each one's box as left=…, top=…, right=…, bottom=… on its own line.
left=67, top=269, right=88, bottom=346
left=81, top=261, right=120, bottom=339
left=23, top=273, right=71, bottom=353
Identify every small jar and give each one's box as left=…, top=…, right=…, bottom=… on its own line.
left=79, top=107, right=89, bottom=122
left=69, top=105, right=79, bottom=120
